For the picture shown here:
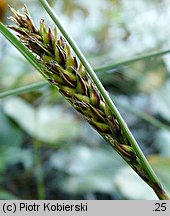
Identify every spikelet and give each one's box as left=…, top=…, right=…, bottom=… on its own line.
left=8, top=5, right=166, bottom=197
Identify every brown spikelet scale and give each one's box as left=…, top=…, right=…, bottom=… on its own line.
left=8, top=5, right=163, bottom=190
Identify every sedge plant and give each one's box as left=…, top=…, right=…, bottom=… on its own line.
left=0, top=2, right=169, bottom=200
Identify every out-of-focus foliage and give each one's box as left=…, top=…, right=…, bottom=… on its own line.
left=0, top=0, right=7, bottom=22
left=0, top=0, right=170, bottom=199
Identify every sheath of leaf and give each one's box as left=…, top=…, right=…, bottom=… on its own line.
left=8, top=6, right=165, bottom=195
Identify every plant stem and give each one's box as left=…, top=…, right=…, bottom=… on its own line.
left=1, top=18, right=169, bottom=77
left=39, top=0, right=169, bottom=199
left=0, top=81, right=47, bottom=99
left=113, top=96, right=170, bottom=132
left=1, top=5, right=169, bottom=199
left=95, top=49, right=170, bottom=72
left=1, top=81, right=170, bottom=132
left=34, top=139, right=46, bottom=200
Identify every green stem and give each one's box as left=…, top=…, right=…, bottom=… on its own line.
left=0, top=81, right=47, bottom=99
left=95, top=49, right=170, bottom=72
left=1, top=6, right=169, bottom=199
left=113, top=96, right=170, bottom=132
left=1, top=81, right=170, bottom=132
left=39, top=0, right=169, bottom=199
left=34, top=139, right=46, bottom=200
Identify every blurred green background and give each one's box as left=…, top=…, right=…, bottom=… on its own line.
left=0, top=0, right=170, bottom=200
